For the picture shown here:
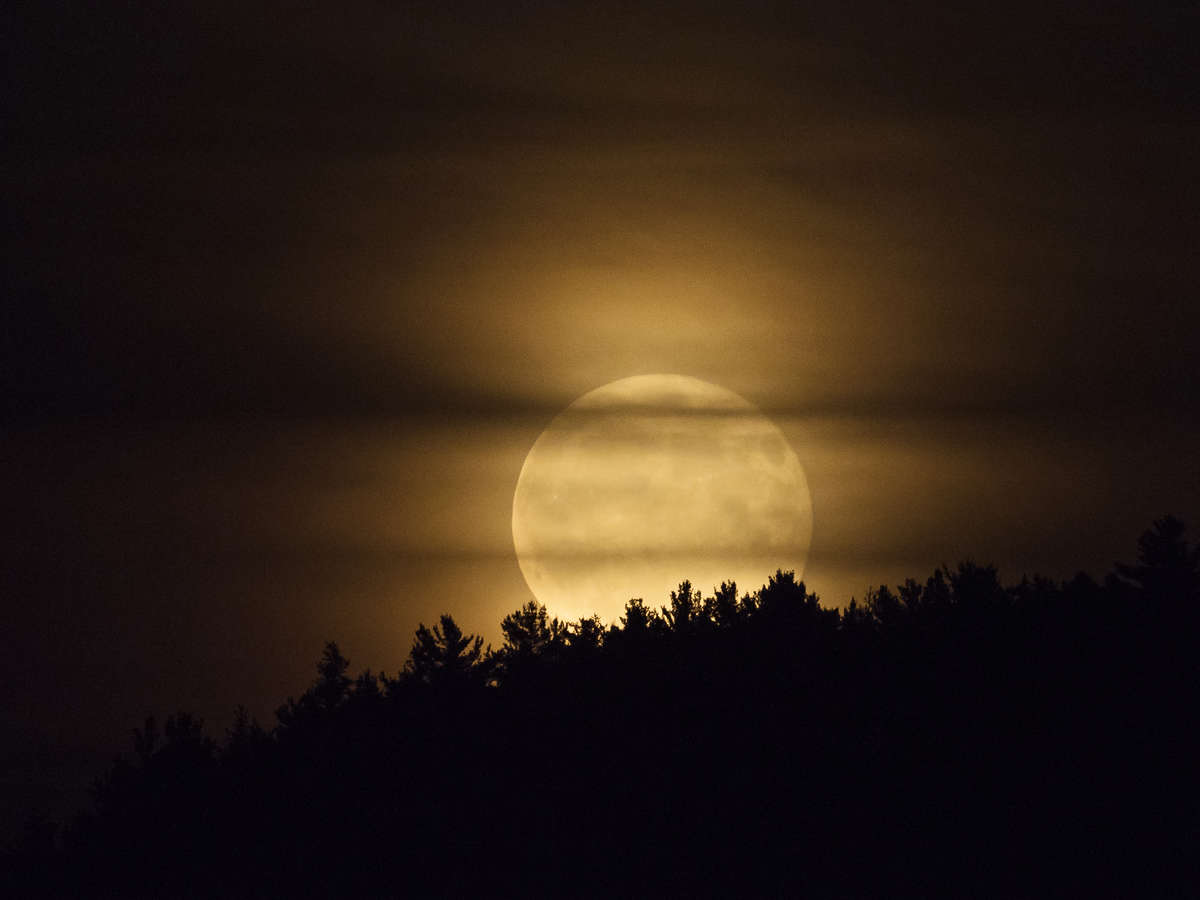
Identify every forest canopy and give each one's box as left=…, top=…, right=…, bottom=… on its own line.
left=5, top=516, right=1198, bottom=897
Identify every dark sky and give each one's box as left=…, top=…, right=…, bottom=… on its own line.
left=4, top=0, right=1198, bottom=784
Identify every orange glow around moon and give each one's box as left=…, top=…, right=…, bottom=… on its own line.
left=512, top=374, right=813, bottom=624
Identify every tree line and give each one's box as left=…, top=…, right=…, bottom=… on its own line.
left=5, top=516, right=1198, bottom=897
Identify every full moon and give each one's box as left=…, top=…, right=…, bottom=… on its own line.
left=512, top=374, right=813, bottom=624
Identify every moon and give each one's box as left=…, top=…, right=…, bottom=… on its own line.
left=512, top=374, right=812, bottom=624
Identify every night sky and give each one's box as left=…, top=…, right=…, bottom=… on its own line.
left=4, top=0, right=1198, bottom=815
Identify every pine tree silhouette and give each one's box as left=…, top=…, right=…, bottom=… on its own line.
left=404, top=614, right=488, bottom=686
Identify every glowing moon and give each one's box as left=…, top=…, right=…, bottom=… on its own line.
left=512, top=374, right=812, bottom=624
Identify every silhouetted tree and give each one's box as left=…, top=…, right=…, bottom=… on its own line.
left=500, top=600, right=566, bottom=657
left=616, top=597, right=664, bottom=637
left=352, top=668, right=383, bottom=700
left=275, top=641, right=354, bottom=729
left=922, top=566, right=953, bottom=613
left=662, top=580, right=700, bottom=631
left=223, top=704, right=269, bottom=767
left=840, top=595, right=872, bottom=629
left=493, top=600, right=568, bottom=683
left=950, top=560, right=1006, bottom=611
left=567, top=614, right=606, bottom=652
left=1116, top=514, right=1200, bottom=605
left=756, top=568, right=825, bottom=624
left=405, top=614, right=488, bottom=687
left=703, top=580, right=741, bottom=628
left=866, top=583, right=903, bottom=626
left=314, top=641, right=352, bottom=710
left=897, top=578, right=924, bottom=614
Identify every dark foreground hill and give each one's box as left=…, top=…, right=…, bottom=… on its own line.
left=5, top=517, right=1198, bottom=897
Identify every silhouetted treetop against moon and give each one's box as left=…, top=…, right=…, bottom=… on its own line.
left=512, top=374, right=813, bottom=625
